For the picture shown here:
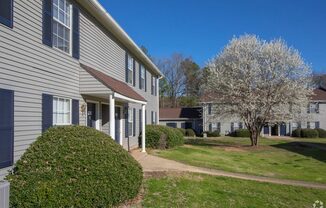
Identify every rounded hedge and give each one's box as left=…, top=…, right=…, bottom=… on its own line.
left=141, top=125, right=184, bottom=149
left=185, top=129, right=196, bottom=137
left=206, top=131, right=220, bottom=137
left=176, top=128, right=186, bottom=136
left=301, top=128, right=319, bottom=138
left=232, top=129, right=250, bottom=137
left=292, top=128, right=302, bottom=137
left=7, top=126, right=143, bottom=207
left=316, top=128, right=326, bottom=138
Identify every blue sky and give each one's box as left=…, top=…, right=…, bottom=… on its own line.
left=99, top=0, right=326, bottom=73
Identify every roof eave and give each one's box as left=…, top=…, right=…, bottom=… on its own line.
left=78, top=0, right=163, bottom=77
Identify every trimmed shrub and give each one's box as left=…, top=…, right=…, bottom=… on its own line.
left=7, top=126, right=143, bottom=208
left=292, top=128, right=302, bottom=137
left=141, top=125, right=184, bottom=149
left=156, top=125, right=184, bottom=148
left=206, top=131, right=220, bottom=137
left=301, top=128, right=319, bottom=138
left=176, top=128, right=186, bottom=136
left=316, top=128, right=326, bottom=138
left=185, top=129, right=196, bottom=137
left=232, top=129, right=251, bottom=137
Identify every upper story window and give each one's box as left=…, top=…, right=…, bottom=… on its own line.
left=53, top=97, right=71, bottom=125
left=127, top=54, right=134, bottom=85
left=53, top=0, right=72, bottom=54
left=208, top=104, right=212, bottom=115
left=308, top=103, right=319, bottom=114
left=140, top=65, right=145, bottom=89
left=151, top=75, right=156, bottom=95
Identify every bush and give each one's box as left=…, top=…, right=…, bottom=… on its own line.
left=185, top=129, right=196, bottom=137
left=232, top=129, right=251, bottom=137
left=176, top=128, right=186, bottom=136
left=141, top=125, right=184, bottom=149
left=292, top=128, right=302, bottom=137
left=301, top=128, right=319, bottom=138
left=316, top=128, right=326, bottom=138
left=205, top=131, right=220, bottom=137
left=7, top=126, right=143, bottom=207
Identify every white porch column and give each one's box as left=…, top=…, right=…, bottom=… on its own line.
left=109, top=94, right=115, bottom=141
left=142, top=104, right=146, bottom=153
left=269, top=125, right=271, bottom=137
left=277, top=124, right=280, bottom=136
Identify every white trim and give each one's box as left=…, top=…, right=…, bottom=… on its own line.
left=114, top=92, right=147, bottom=105
left=53, top=96, right=72, bottom=126
left=141, top=104, right=146, bottom=152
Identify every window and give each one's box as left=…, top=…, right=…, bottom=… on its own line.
left=127, top=54, right=134, bottom=84
left=307, top=122, right=315, bottom=129
left=151, top=75, right=156, bottom=95
left=233, top=122, right=239, bottom=131
left=292, top=122, right=299, bottom=130
left=128, top=108, right=133, bottom=136
left=151, top=111, right=156, bottom=124
left=212, top=122, right=221, bottom=132
left=140, top=65, right=145, bottom=89
left=208, top=104, right=212, bottom=115
left=53, top=97, right=71, bottom=125
left=308, top=103, right=319, bottom=114
left=53, top=0, right=72, bottom=54
left=167, top=123, right=177, bottom=128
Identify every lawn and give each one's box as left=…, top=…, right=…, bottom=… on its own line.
left=154, top=137, right=326, bottom=183
left=143, top=173, right=326, bottom=208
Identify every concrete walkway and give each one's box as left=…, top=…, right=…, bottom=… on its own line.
left=131, top=150, right=326, bottom=189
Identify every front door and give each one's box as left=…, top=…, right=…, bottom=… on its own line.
left=280, top=123, right=287, bottom=136
left=87, top=103, right=96, bottom=128
left=115, top=107, right=121, bottom=143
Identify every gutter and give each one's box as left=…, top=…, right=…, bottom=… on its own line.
left=79, top=0, right=163, bottom=77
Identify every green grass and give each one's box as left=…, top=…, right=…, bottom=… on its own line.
left=154, top=137, right=326, bottom=183
left=143, top=173, right=326, bottom=208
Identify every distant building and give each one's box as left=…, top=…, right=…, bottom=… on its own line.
left=159, top=107, right=203, bottom=134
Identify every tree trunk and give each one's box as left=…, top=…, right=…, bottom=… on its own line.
left=249, top=128, right=259, bottom=147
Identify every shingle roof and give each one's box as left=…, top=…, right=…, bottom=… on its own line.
left=160, top=107, right=202, bottom=119
left=312, top=88, right=326, bottom=101
left=80, top=64, right=146, bottom=102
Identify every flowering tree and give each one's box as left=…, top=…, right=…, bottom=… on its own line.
left=205, top=35, right=312, bottom=146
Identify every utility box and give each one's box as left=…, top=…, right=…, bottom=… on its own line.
left=0, top=181, right=10, bottom=208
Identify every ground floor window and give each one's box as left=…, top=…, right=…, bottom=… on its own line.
left=167, top=122, right=177, bottom=128
left=53, top=97, right=71, bottom=125
left=128, top=108, right=133, bottom=136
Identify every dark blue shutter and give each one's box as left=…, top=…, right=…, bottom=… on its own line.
left=125, top=107, right=129, bottom=138
left=139, top=63, right=142, bottom=89
left=133, top=108, right=136, bottom=136
left=139, top=109, right=142, bottom=133
left=231, top=122, right=234, bottom=132
left=125, top=52, right=128, bottom=83
left=315, top=121, right=320, bottom=129
left=0, top=0, right=13, bottom=28
left=209, top=123, right=212, bottom=132
left=72, top=99, right=79, bottom=125
left=0, top=89, right=14, bottom=169
left=42, top=0, right=53, bottom=47
left=42, top=94, right=53, bottom=132
left=72, top=5, right=80, bottom=59
left=155, top=77, right=157, bottom=96
left=151, top=75, right=153, bottom=95
left=144, top=69, right=147, bottom=92
left=151, top=111, right=154, bottom=124
left=133, top=59, right=136, bottom=87
left=145, top=110, right=147, bottom=125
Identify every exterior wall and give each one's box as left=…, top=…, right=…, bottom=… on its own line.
left=0, top=0, right=160, bottom=179
left=202, top=102, right=326, bottom=136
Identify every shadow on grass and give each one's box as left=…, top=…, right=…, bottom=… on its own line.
left=185, top=138, right=251, bottom=148
left=272, top=142, right=326, bottom=163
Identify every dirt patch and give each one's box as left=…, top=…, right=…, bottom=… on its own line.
left=224, top=147, right=248, bottom=152
left=117, top=186, right=144, bottom=208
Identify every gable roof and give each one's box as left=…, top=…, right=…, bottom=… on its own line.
left=160, top=107, right=202, bottom=120
left=77, top=0, right=162, bottom=77
left=80, top=64, right=146, bottom=102
left=312, top=87, right=326, bottom=101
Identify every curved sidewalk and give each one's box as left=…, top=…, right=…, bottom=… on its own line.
left=131, top=150, right=326, bottom=189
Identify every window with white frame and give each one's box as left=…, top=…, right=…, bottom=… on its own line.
left=128, top=108, right=133, bottom=136
left=53, top=97, right=71, bottom=125
left=53, top=0, right=72, bottom=54
left=151, top=75, right=156, bottom=95
left=292, top=122, right=299, bottom=130
left=140, top=65, right=145, bottom=89
left=308, top=103, right=319, bottom=114
left=151, top=111, right=156, bottom=124
left=127, top=54, right=134, bottom=85
left=233, top=122, right=239, bottom=131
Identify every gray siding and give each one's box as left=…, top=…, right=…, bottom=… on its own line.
left=0, top=0, right=160, bottom=179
